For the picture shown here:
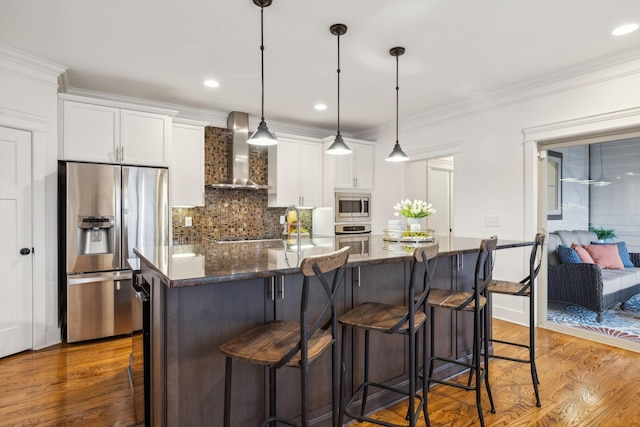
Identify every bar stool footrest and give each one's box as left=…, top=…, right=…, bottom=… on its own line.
left=343, top=380, right=425, bottom=427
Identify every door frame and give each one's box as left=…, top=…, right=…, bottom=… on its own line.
left=0, top=113, right=57, bottom=350
left=523, top=106, right=640, bottom=352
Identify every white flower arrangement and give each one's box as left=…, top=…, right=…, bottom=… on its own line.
left=393, top=199, right=436, bottom=218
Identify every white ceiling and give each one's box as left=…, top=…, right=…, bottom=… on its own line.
left=2, top=0, right=640, bottom=134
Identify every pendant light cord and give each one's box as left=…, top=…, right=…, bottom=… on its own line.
left=260, top=5, right=265, bottom=122
left=336, top=32, right=341, bottom=137
left=395, top=53, right=399, bottom=144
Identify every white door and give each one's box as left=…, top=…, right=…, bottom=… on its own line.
left=427, top=166, right=453, bottom=237
left=0, top=126, right=33, bottom=358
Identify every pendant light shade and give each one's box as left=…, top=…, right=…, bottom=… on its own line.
left=592, top=143, right=611, bottom=186
left=326, top=24, right=352, bottom=155
left=248, top=0, right=278, bottom=146
left=386, top=47, right=409, bottom=162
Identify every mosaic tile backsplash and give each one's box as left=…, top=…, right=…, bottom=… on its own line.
left=172, top=125, right=313, bottom=243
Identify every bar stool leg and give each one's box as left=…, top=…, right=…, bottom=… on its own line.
left=482, top=307, right=495, bottom=414
left=338, top=324, right=347, bottom=427
left=224, top=357, right=232, bottom=427
left=422, top=321, right=430, bottom=427
left=361, top=330, right=370, bottom=417
left=530, top=296, right=541, bottom=407
left=269, top=367, right=276, bottom=427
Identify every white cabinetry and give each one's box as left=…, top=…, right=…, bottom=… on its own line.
left=60, top=96, right=174, bottom=166
left=323, top=137, right=375, bottom=192
left=171, top=120, right=207, bottom=207
left=268, top=136, right=323, bottom=207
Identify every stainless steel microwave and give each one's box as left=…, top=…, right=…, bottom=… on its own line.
left=335, top=192, right=371, bottom=222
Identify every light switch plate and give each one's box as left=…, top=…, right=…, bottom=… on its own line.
left=185, top=216, right=192, bottom=227
left=485, top=215, right=500, bottom=227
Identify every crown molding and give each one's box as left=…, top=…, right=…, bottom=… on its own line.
left=0, top=44, right=66, bottom=88
left=405, top=141, right=462, bottom=161
left=355, top=45, right=640, bottom=141
left=62, top=87, right=336, bottom=138
left=523, top=106, right=640, bottom=143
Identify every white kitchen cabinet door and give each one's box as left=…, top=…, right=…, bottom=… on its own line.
left=269, top=138, right=300, bottom=207
left=268, top=137, right=323, bottom=207
left=353, top=143, right=374, bottom=190
left=120, top=109, right=171, bottom=166
left=63, top=101, right=120, bottom=163
left=299, top=141, right=323, bottom=207
left=171, top=123, right=205, bottom=207
left=331, top=140, right=374, bottom=190
left=334, top=142, right=355, bottom=188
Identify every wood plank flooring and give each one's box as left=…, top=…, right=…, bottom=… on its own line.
left=1, top=320, right=640, bottom=426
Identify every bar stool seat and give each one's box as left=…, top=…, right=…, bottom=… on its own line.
left=488, top=279, right=530, bottom=295
left=427, top=289, right=486, bottom=311
left=338, top=302, right=426, bottom=332
left=220, top=321, right=333, bottom=367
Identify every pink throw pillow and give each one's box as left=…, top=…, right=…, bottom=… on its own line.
left=571, top=243, right=594, bottom=264
left=584, top=244, right=625, bottom=270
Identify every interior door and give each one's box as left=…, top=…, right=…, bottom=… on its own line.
left=0, top=126, right=33, bottom=358
left=428, top=166, right=453, bottom=236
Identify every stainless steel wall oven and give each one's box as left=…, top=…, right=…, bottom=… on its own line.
left=335, top=223, right=371, bottom=258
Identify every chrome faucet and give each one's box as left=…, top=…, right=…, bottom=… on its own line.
left=283, top=205, right=301, bottom=258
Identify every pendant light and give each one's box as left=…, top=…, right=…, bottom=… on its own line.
left=326, top=24, right=352, bottom=155
left=248, top=0, right=278, bottom=146
left=592, top=143, right=611, bottom=186
left=385, top=47, right=410, bottom=162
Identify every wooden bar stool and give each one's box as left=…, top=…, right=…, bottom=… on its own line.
left=425, top=236, right=497, bottom=427
left=487, top=232, right=545, bottom=407
left=338, top=243, right=439, bottom=427
left=219, top=247, right=350, bottom=427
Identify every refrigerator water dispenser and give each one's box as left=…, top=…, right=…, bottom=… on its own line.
left=77, top=216, right=115, bottom=255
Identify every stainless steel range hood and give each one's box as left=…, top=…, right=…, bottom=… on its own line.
left=207, top=111, right=268, bottom=190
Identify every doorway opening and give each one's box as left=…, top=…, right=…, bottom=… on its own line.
left=540, top=136, right=640, bottom=350
left=404, top=156, right=453, bottom=239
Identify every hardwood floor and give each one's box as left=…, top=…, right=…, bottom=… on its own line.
left=1, top=320, right=640, bottom=426
left=0, top=336, right=137, bottom=426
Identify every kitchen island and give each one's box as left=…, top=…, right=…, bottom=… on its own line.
left=135, top=235, right=530, bottom=427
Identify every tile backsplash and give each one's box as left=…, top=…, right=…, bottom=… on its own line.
left=171, top=125, right=313, bottom=243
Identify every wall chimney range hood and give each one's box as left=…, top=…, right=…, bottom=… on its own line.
left=208, top=111, right=268, bottom=190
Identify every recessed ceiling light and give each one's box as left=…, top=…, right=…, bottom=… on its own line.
left=204, top=80, right=220, bottom=88
left=612, top=23, right=639, bottom=36
left=314, top=103, right=327, bottom=111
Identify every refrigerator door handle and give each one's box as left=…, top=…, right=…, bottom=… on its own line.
left=68, top=272, right=133, bottom=286
left=114, top=168, right=122, bottom=270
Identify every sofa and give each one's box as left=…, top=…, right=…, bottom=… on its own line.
left=547, top=230, right=640, bottom=322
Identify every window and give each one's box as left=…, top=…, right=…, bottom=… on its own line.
left=547, top=151, right=562, bottom=220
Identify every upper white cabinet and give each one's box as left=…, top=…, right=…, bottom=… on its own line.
left=268, top=136, right=323, bottom=207
left=60, top=96, right=174, bottom=166
left=171, top=120, right=207, bottom=207
left=323, top=137, right=375, bottom=191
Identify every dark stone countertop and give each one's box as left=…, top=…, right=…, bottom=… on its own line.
left=133, top=235, right=531, bottom=288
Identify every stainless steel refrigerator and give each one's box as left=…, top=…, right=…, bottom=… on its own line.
left=60, top=162, right=168, bottom=343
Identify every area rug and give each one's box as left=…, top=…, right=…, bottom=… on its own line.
left=547, top=294, right=640, bottom=344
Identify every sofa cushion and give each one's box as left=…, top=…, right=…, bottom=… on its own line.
left=572, top=243, right=595, bottom=264
left=584, top=244, right=625, bottom=269
left=557, top=245, right=582, bottom=264
left=591, top=241, right=634, bottom=268
left=547, top=230, right=598, bottom=266
left=557, top=230, right=596, bottom=247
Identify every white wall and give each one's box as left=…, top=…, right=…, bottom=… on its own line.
left=0, top=45, right=66, bottom=348
left=364, top=57, right=640, bottom=325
